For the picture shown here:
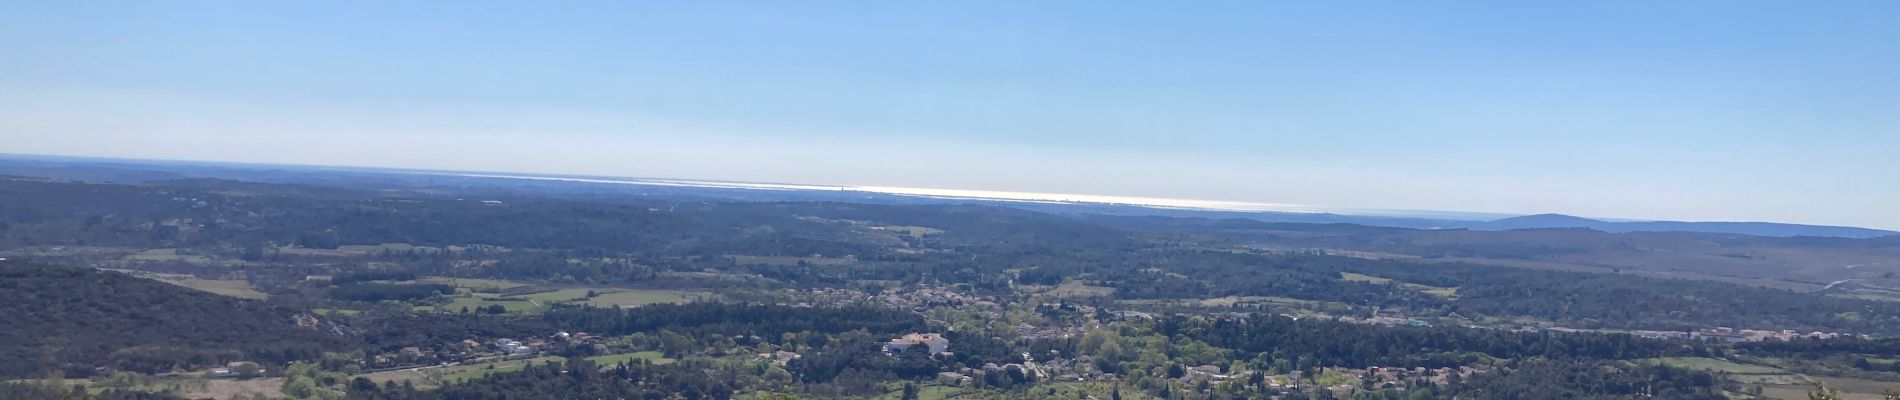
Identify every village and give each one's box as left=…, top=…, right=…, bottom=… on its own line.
left=162, top=281, right=1874, bottom=399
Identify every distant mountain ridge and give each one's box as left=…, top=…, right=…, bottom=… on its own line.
left=1475, top=213, right=1896, bottom=238
left=0, top=153, right=1891, bottom=239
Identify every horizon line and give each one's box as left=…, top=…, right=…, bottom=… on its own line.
left=2, top=151, right=1891, bottom=232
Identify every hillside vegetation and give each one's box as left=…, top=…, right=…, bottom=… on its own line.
left=0, top=262, right=346, bottom=377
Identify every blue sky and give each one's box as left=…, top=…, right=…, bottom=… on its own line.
left=3, top=1, right=1897, bottom=228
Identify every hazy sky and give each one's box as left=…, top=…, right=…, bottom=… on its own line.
left=3, top=2, right=1898, bottom=228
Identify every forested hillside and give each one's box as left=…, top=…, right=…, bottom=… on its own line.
left=1088, top=215, right=1900, bottom=285
left=2, top=178, right=1895, bottom=335
left=0, top=262, right=348, bottom=377
left=1, top=175, right=1897, bottom=399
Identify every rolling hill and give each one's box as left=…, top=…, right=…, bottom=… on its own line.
left=0, top=261, right=348, bottom=378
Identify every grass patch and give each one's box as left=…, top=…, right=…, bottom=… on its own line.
left=274, top=246, right=359, bottom=257
left=1120, top=296, right=1329, bottom=308
left=412, top=275, right=713, bottom=315
left=1642, top=357, right=1784, bottom=374
left=876, top=383, right=967, bottom=400
left=353, top=369, right=437, bottom=391
left=172, top=278, right=267, bottom=299
left=167, top=277, right=268, bottom=300
left=873, top=226, right=944, bottom=236
left=1415, top=285, right=1461, bottom=299
left=657, top=270, right=757, bottom=283
left=585, top=351, right=674, bottom=366
left=418, top=277, right=530, bottom=290
left=423, top=293, right=544, bottom=315
left=419, top=286, right=706, bottom=314
left=1341, top=272, right=1459, bottom=299
left=1761, top=374, right=1900, bottom=400
left=109, top=269, right=266, bottom=300
left=1205, top=296, right=1319, bottom=307
left=883, top=382, right=1162, bottom=400
left=337, top=243, right=445, bottom=255
left=1316, top=370, right=1358, bottom=387
left=1341, top=272, right=1392, bottom=284
left=582, top=290, right=700, bottom=308
left=728, top=255, right=857, bottom=267
left=125, top=248, right=207, bottom=263
left=1043, top=281, right=1116, bottom=298
left=1830, top=292, right=1900, bottom=302
left=356, top=356, right=567, bottom=389
left=436, top=357, right=565, bottom=384
left=516, top=288, right=594, bottom=303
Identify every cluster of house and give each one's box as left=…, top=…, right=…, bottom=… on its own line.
left=873, top=325, right=1484, bottom=397
left=1346, top=366, right=1475, bottom=388
left=884, top=334, right=1112, bottom=386
left=1693, top=327, right=1846, bottom=342
left=882, top=332, right=1122, bottom=384
left=794, top=285, right=1010, bottom=312
left=1336, top=315, right=1432, bottom=327
left=922, top=347, right=1484, bottom=398
left=360, top=330, right=617, bottom=370
left=882, top=333, right=951, bottom=355
left=492, top=331, right=603, bottom=355
left=1047, top=302, right=1162, bottom=322
left=1304, top=310, right=1866, bottom=345
left=1013, top=322, right=1089, bottom=340
left=207, top=362, right=264, bottom=379
left=494, top=338, right=536, bottom=355
left=931, top=348, right=1122, bottom=385
left=791, top=287, right=874, bottom=308
left=1175, top=364, right=1481, bottom=398
left=880, top=287, right=1000, bottom=313
left=551, top=331, right=602, bottom=344
left=372, top=334, right=579, bottom=368
left=1547, top=326, right=1851, bottom=342
left=936, top=359, right=1064, bottom=384
left=755, top=350, right=802, bottom=366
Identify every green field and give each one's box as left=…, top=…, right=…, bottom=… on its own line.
left=352, top=369, right=437, bottom=390
left=585, top=351, right=674, bottom=366
left=1316, top=370, right=1358, bottom=387
left=877, top=384, right=965, bottom=400
left=417, top=283, right=701, bottom=314
left=110, top=269, right=268, bottom=300
left=871, top=382, right=1160, bottom=400
left=1416, top=285, right=1461, bottom=299
left=1641, top=357, right=1784, bottom=374
left=729, top=255, right=857, bottom=266
left=1204, top=296, right=1320, bottom=307
left=419, top=277, right=530, bottom=290
left=874, top=225, right=944, bottom=236
left=125, top=248, right=212, bottom=263
left=582, top=290, right=699, bottom=308
left=168, top=277, right=268, bottom=299
left=337, top=243, right=445, bottom=255
left=356, top=356, right=567, bottom=389
left=516, top=288, right=595, bottom=303
left=413, top=277, right=543, bottom=314
left=1042, top=280, right=1116, bottom=298
left=1120, top=295, right=1330, bottom=308
left=1831, top=292, right=1900, bottom=302
left=408, top=275, right=708, bottom=314
left=1341, top=272, right=1393, bottom=284
left=1341, top=272, right=1459, bottom=299
left=423, top=294, right=544, bottom=314
left=436, top=357, right=565, bottom=384
left=1762, top=375, right=1900, bottom=400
